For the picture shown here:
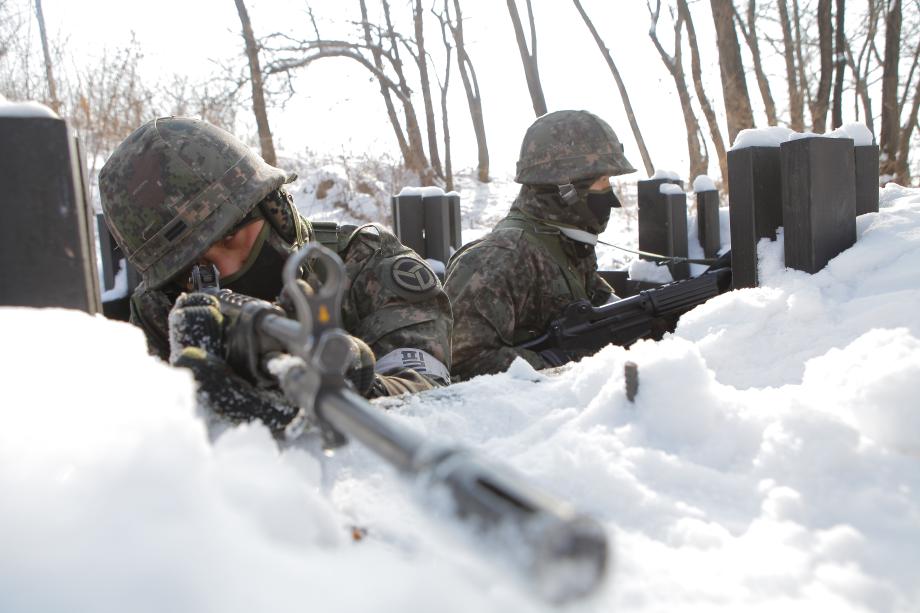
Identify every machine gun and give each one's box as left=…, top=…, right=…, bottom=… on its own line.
left=518, top=258, right=733, bottom=356
left=190, top=244, right=608, bottom=604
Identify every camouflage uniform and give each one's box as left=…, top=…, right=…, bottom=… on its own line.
left=100, top=117, right=451, bottom=400
left=445, top=110, right=635, bottom=380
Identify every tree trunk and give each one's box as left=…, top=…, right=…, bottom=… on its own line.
left=735, top=0, right=778, bottom=125
left=709, top=0, right=754, bottom=143
left=793, top=0, right=814, bottom=121
left=234, top=0, right=277, bottom=166
left=812, top=0, right=833, bottom=132
left=776, top=0, right=804, bottom=130
left=381, top=0, right=431, bottom=183
left=879, top=0, right=902, bottom=177
left=647, top=0, right=707, bottom=180
left=831, top=0, right=846, bottom=128
left=573, top=0, right=654, bottom=176
left=359, top=0, right=412, bottom=169
left=414, top=0, right=444, bottom=179
left=450, top=0, right=489, bottom=182
left=507, top=0, right=548, bottom=117
left=33, top=0, right=59, bottom=114
left=678, top=0, right=728, bottom=185
left=895, top=67, right=920, bottom=185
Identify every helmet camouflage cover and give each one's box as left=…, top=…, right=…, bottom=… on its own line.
left=99, top=117, right=293, bottom=289
left=514, top=110, right=636, bottom=185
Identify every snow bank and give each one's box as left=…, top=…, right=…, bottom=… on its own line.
left=2, top=186, right=919, bottom=613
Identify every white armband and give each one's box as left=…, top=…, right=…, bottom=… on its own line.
left=375, top=348, right=451, bottom=384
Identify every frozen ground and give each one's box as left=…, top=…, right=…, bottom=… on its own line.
left=2, top=172, right=919, bottom=609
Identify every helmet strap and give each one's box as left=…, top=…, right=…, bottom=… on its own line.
left=557, top=183, right=579, bottom=206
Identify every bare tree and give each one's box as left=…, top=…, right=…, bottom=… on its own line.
left=812, top=0, right=833, bottom=132
left=445, top=0, right=489, bottom=182
left=573, top=0, right=655, bottom=176
left=896, top=54, right=920, bottom=183
left=709, top=0, right=755, bottom=143
left=261, top=1, right=434, bottom=182
left=734, top=0, right=778, bottom=125
left=432, top=2, right=455, bottom=190
left=64, top=37, right=156, bottom=176
left=647, top=0, right=707, bottom=180
left=777, top=0, right=806, bottom=130
left=234, top=0, right=277, bottom=165
left=506, top=0, right=547, bottom=117
left=831, top=0, right=846, bottom=128
left=678, top=0, right=728, bottom=184
left=33, top=0, right=59, bottom=113
left=412, top=0, right=443, bottom=178
left=842, top=0, right=881, bottom=132
left=879, top=0, right=902, bottom=177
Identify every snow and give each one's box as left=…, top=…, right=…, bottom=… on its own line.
left=692, top=175, right=718, bottom=192
left=398, top=185, right=448, bottom=198
left=4, top=167, right=920, bottom=611
left=730, top=126, right=796, bottom=150
left=101, top=261, right=129, bottom=302
left=0, top=95, right=59, bottom=118
left=659, top=183, right=685, bottom=195
left=425, top=258, right=446, bottom=275
left=731, top=124, right=874, bottom=150
left=650, top=169, right=681, bottom=181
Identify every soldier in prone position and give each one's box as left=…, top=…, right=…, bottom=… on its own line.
left=444, top=110, right=636, bottom=380
left=99, top=117, right=452, bottom=425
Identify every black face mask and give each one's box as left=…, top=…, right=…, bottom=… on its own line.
left=586, top=187, right=621, bottom=228
left=220, top=229, right=287, bottom=302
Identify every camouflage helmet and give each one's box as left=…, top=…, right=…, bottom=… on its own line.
left=99, top=117, right=294, bottom=289
left=515, top=110, right=636, bottom=185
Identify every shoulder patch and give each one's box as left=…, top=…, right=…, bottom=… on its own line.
left=391, top=256, right=438, bottom=293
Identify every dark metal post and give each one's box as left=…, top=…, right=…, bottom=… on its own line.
left=422, top=194, right=452, bottom=264
left=727, top=147, right=783, bottom=288
left=447, top=192, right=463, bottom=255
left=638, top=178, right=689, bottom=280
left=854, top=144, right=880, bottom=215
left=780, top=137, right=857, bottom=273
left=695, top=189, right=721, bottom=259
left=0, top=115, right=101, bottom=313
left=391, top=193, right=426, bottom=257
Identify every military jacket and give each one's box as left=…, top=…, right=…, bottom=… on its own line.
left=130, top=220, right=452, bottom=397
left=445, top=202, right=612, bottom=380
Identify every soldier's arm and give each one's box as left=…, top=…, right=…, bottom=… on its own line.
left=338, top=225, right=453, bottom=397
left=445, top=242, right=548, bottom=380
left=128, top=285, right=173, bottom=361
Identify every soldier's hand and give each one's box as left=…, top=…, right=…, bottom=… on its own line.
left=345, top=335, right=377, bottom=396
left=168, top=292, right=226, bottom=363
left=168, top=292, right=299, bottom=433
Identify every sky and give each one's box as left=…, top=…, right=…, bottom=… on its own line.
left=35, top=0, right=745, bottom=181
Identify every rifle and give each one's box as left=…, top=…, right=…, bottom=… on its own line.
left=518, top=257, right=733, bottom=355
left=190, top=243, right=608, bottom=603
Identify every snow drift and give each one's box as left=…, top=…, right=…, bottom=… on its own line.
left=1, top=185, right=919, bottom=612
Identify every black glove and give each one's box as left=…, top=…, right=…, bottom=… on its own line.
left=538, top=347, right=585, bottom=368
left=168, top=293, right=299, bottom=433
